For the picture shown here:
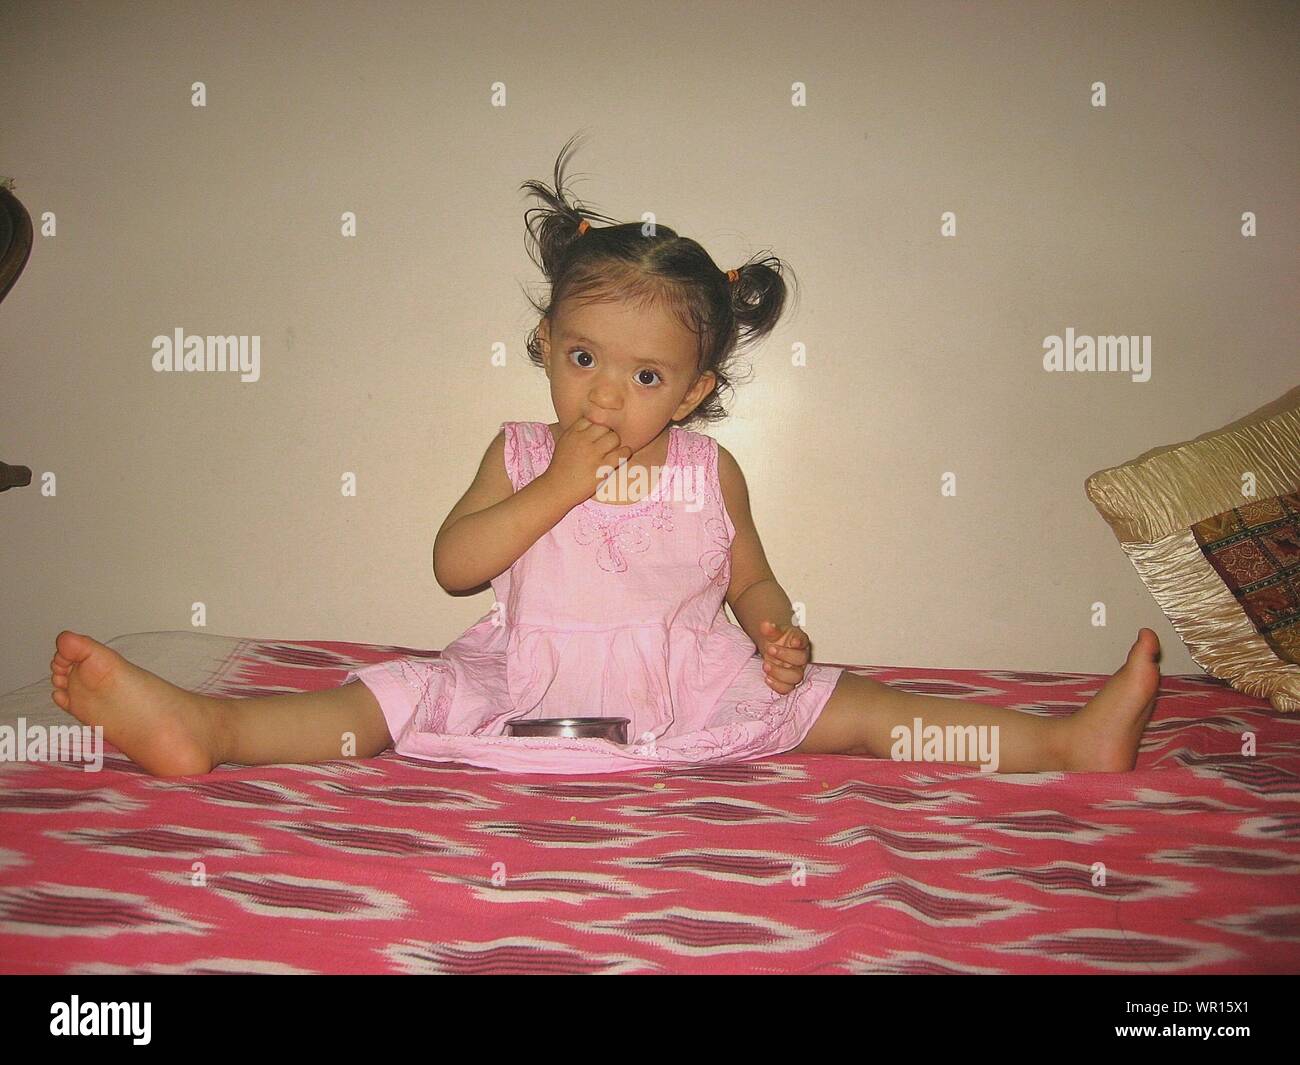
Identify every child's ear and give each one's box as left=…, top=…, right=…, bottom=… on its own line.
left=677, top=370, right=716, bottom=416
left=536, top=319, right=550, bottom=371
left=540, top=319, right=556, bottom=370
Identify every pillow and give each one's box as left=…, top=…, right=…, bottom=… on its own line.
left=1084, top=384, right=1300, bottom=712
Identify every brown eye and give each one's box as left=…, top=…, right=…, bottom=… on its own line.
left=637, top=369, right=662, bottom=387
left=568, top=349, right=594, bottom=367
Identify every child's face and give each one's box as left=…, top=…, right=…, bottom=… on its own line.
left=539, top=295, right=716, bottom=454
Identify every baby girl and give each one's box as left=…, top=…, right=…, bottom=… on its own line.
left=50, top=135, right=1161, bottom=777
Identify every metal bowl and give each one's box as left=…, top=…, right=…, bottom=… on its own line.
left=506, top=717, right=630, bottom=743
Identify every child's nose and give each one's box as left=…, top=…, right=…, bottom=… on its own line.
left=587, top=382, right=623, bottom=408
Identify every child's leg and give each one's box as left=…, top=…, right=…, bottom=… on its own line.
left=214, top=679, right=393, bottom=768
left=49, top=630, right=394, bottom=777
left=793, top=629, right=1161, bottom=773
left=796, top=671, right=1065, bottom=772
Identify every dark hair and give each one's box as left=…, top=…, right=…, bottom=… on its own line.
left=518, top=132, right=798, bottom=431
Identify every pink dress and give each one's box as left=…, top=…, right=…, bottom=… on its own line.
left=342, top=420, right=846, bottom=773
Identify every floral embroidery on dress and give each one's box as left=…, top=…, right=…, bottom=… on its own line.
left=520, top=430, right=551, bottom=489
left=734, top=673, right=821, bottom=746
left=530, top=421, right=683, bottom=571
left=672, top=722, right=751, bottom=759
left=388, top=658, right=454, bottom=733
left=734, top=690, right=784, bottom=728
left=699, top=517, right=731, bottom=587
left=573, top=504, right=671, bottom=572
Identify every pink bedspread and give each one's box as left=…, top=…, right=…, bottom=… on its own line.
left=1, top=632, right=1297, bottom=974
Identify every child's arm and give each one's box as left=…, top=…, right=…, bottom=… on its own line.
left=433, top=430, right=573, bottom=594
left=717, top=445, right=797, bottom=652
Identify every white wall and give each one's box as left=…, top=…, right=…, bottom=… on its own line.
left=2, top=0, right=1296, bottom=693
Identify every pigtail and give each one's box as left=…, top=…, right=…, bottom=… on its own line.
left=727, top=254, right=797, bottom=354
left=520, top=130, right=620, bottom=280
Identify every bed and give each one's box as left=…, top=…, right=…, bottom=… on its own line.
left=1, top=629, right=1297, bottom=974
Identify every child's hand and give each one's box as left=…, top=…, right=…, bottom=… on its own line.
left=543, top=417, right=634, bottom=507
left=759, top=619, right=810, bottom=695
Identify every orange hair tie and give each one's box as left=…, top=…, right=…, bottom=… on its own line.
left=576, top=219, right=590, bottom=236
left=727, top=269, right=739, bottom=283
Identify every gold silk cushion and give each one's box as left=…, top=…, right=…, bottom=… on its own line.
left=1085, top=384, right=1300, bottom=712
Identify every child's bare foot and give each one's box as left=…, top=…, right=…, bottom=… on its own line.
left=1053, top=627, right=1162, bottom=772
left=49, top=630, right=228, bottom=777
